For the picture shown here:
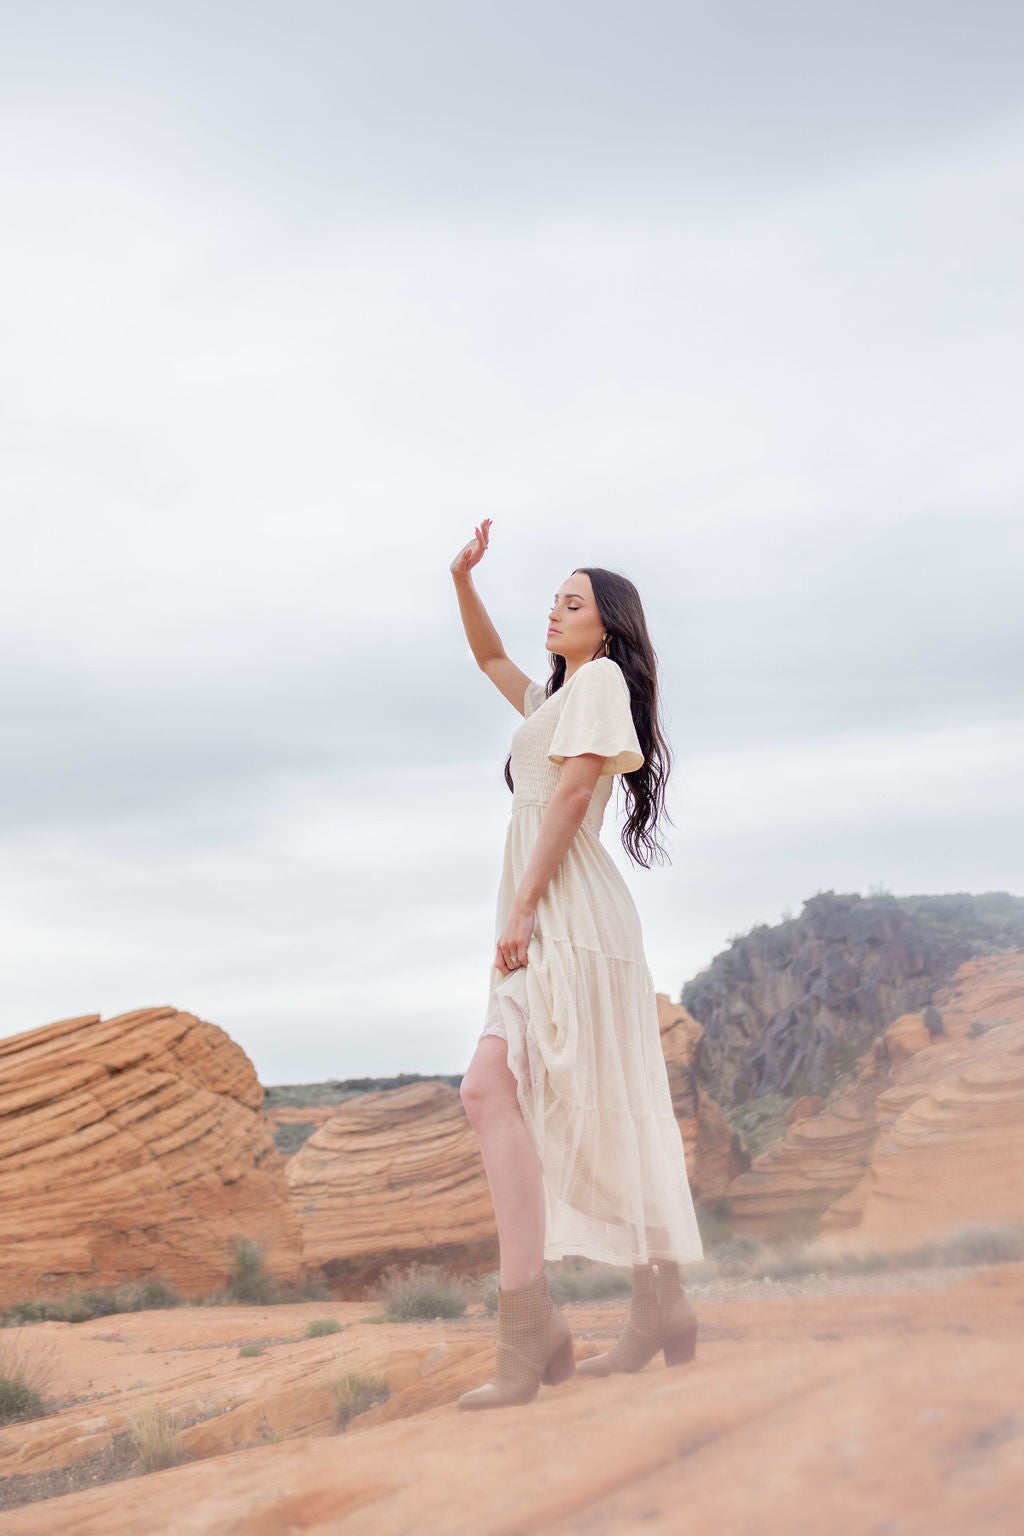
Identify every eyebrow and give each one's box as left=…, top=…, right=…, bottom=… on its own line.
left=554, top=592, right=586, bottom=602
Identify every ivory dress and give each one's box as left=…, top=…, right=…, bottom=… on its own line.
left=479, top=657, right=704, bottom=1268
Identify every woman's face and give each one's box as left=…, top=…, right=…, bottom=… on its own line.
left=546, top=571, right=605, bottom=667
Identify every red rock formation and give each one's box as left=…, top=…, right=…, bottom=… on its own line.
left=784, top=1096, right=824, bottom=1125
left=287, top=1081, right=499, bottom=1296
left=719, top=952, right=1024, bottom=1247
left=823, top=953, right=1024, bottom=1250
left=656, top=995, right=749, bottom=1201
left=0, top=1007, right=304, bottom=1305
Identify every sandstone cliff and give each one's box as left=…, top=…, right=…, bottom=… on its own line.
left=0, top=1007, right=304, bottom=1305
left=718, top=951, right=1024, bottom=1246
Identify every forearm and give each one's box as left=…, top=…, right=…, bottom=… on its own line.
left=513, top=787, right=593, bottom=912
left=452, top=570, right=505, bottom=667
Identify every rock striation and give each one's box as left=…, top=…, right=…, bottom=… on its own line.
left=822, top=953, right=1024, bottom=1249
left=287, top=1080, right=499, bottom=1296
left=0, top=1007, right=304, bottom=1305
left=718, top=951, right=1024, bottom=1248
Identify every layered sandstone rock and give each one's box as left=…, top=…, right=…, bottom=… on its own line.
left=287, top=1081, right=499, bottom=1295
left=823, top=954, right=1024, bottom=1250
left=719, top=952, right=1024, bottom=1247
left=656, top=995, right=749, bottom=1201
left=0, top=1007, right=304, bottom=1305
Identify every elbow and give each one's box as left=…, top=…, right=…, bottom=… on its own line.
left=560, top=786, right=596, bottom=823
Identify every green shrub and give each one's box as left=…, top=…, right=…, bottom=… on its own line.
left=0, top=1376, right=47, bottom=1423
left=226, top=1240, right=276, bottom=1305
left=331, top=1370, right=391, bottom=1430
left=368, top=1263, right=471, bottom=1320
left=1, top=1277, right=180, bottom=1329
left=238, top=1343, right=266, bottom=1358
left=306, top=1318, right=343, bottom=1337
left=0, top=1335, right=55, bottom=1424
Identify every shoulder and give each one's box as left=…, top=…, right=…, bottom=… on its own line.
left=578, top=658, right=629, bottom=694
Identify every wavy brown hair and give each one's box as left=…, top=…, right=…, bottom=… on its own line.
left=503, top=566, right=674, bottom=868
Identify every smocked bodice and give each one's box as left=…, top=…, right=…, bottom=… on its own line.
left=508, top=687, right=617, bottom=839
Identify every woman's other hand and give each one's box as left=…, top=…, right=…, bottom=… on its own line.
left=494, top=901, right=535, bottom=976
left=450, top=518, right=492, bottom=578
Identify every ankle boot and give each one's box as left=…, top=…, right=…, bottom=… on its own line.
left=456, top=1267, right=576, bottom=1410
left=576, top=1261, right=697, bottom=1376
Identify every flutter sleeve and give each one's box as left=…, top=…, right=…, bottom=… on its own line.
left=523, top=680, right=548, bottom=717
left=546, top=659, right=644, bottom=776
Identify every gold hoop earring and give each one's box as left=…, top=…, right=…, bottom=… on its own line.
left=603, top=635, right=611, bottom=657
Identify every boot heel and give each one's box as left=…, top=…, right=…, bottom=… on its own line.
left=663, top=1323, right=697, bottom=1366
left=542, top=1331, right=576, bottom=1385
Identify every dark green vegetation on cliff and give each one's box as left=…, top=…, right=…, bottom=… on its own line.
left=682, top=890, right=1024, bottom=1131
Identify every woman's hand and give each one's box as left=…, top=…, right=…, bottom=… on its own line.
left=495, top=901, right=535, bottom=976
left=450, top=518, right=492, bottom=578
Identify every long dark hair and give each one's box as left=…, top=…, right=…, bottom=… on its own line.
left=503, top=566, right=673, bottom=868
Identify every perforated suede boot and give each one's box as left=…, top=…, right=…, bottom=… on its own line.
left=576, top=1260, right=697, bottom=1376
left=456, top=1266, right=576, bottom=1410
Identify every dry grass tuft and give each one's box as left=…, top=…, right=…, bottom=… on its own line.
left=0, top=1333, right=56, bottom=1424
left=125, top=1404, right=190, bottom=1473
left=331, top=1369, right=391, bottom=1430
left=368, top=1263, right=472, bottom=1320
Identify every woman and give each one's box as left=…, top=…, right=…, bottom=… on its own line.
left=452, top=519, right=704, bottom=1411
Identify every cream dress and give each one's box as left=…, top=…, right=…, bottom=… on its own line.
left=479, top=657, right=704, bottom=1268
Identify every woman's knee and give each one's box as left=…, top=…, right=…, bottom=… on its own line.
left=459, top=1067, right=492, bottom=1123
left=460, top=1052, right=515, bottom=1125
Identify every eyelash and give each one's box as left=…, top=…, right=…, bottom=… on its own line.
left=554, top=604, right=580, bottom=611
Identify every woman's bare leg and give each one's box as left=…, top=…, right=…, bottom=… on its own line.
left=460, top=1035, right=545, bottom=1290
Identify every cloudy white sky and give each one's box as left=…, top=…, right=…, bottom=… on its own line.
left=2, top=1, right=1022, bottom=1084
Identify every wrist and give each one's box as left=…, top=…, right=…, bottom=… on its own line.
left=511, top=895, right=537, bottom=917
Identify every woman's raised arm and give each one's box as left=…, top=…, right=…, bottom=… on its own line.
left=450, top=519, right=533, bottom=712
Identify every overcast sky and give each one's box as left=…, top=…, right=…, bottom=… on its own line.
left=2, top=1, right=1022, bottom=1084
